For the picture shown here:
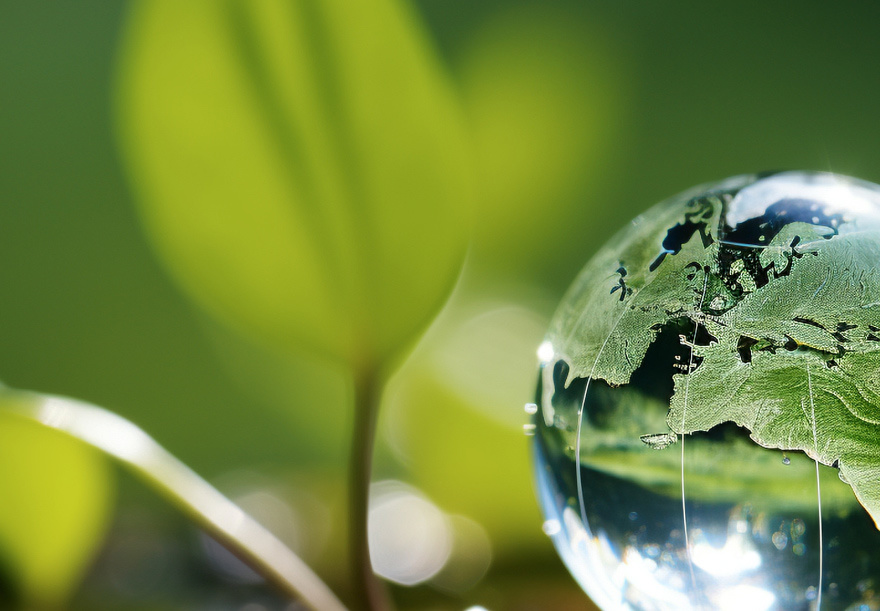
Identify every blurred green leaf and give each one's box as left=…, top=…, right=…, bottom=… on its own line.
left=0, top=389, right=346, bottom=610
left=116, top=0, right=473, bottom=366
left=457, top=5, right=626, bottom=277
left=201, top=320, right=352, bottom=466
left=423, top=300, right=549, bottom=430
left=380, top=300, right=552, bottom=556
left=383, top=369, right=545, bottom=558
left=0, top=409, right=113, bottom=607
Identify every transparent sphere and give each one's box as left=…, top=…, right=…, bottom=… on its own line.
left=533, top=172, right=880, bottom=611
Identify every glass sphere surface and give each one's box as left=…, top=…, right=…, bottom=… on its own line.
left=533, top=172, right=880, bottom=611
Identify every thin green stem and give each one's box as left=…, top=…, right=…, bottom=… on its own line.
left=348, top=364, right=392, bottom=611
left=1, top=389, right=347, bottom=611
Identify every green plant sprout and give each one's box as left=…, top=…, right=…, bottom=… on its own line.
left=114, top=0, right=473, bottom=608
left=0, top=387, right=346, bottom=611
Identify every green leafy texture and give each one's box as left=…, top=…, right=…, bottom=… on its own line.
left=538, top=363, right=860, bottom=512
left=567, top=386, right=858, bottom=512
left=116, top=0, right=473, bottom=365
left=548, top=177, right=880, bottom=527
left=551, top=191, right=729, bottom=386
left=0, top=411, right=113, bottom=608
left=669, top=231, right=880, bottom=527
left=719, top=236, right=880, bottom=354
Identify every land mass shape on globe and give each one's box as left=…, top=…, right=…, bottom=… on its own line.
left=546, top=172, right=880, bottom=529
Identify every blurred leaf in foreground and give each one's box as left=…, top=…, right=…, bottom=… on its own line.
left=116, top=2, right=474, bottom=606
left=115, top=0, right=473, bottom=367
left=0, top=410, right=113, bottom=608
left=0, top=389, right=345, bottom=610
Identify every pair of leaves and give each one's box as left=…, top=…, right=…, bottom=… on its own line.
left=116, top=0, right=474, bottom=367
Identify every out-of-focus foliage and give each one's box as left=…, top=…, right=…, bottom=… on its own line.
left=0, top=411, right=112, bottom=608
left=116, top=0, right=473, bottom=367
left=382, top=300, right=551, bottom=554
left=2, top=0, right=880, bottom=609
left=456, top=5, right=625, bottom=278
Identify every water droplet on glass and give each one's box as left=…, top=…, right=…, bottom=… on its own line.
left=523, top=402, right=538, bottom=415
left=542, top=519, right=561, bottom=536
left=782, top=454, right=791, bottom=465
left=643, top=544, right=661, bottom=558
left=772, top=530, right=789, bottom=551
left=536, top=341, right=555, bottom=364
left=522, top=423, right=536, bottom=436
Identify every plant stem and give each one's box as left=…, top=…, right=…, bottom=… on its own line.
left=4, top=389, right=348, bottom=611
left=348, top=363, right=392, bottom=611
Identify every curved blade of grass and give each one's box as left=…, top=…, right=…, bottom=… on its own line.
left=0, top=388, right=347, bottom=611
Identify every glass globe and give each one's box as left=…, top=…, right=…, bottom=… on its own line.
left=532, top=171, right=880, bottom=611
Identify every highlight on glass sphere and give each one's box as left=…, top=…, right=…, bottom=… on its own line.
left=531, top=171, right=880, bottom=611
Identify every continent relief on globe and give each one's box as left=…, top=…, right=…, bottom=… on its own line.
left=551, top=186, right=880, bottom=529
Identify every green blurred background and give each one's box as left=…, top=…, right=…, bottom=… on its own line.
left=1, top=1, right=880, bottom=609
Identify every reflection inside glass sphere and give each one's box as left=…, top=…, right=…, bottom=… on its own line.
left=533, top=172, right=880, bottom=610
